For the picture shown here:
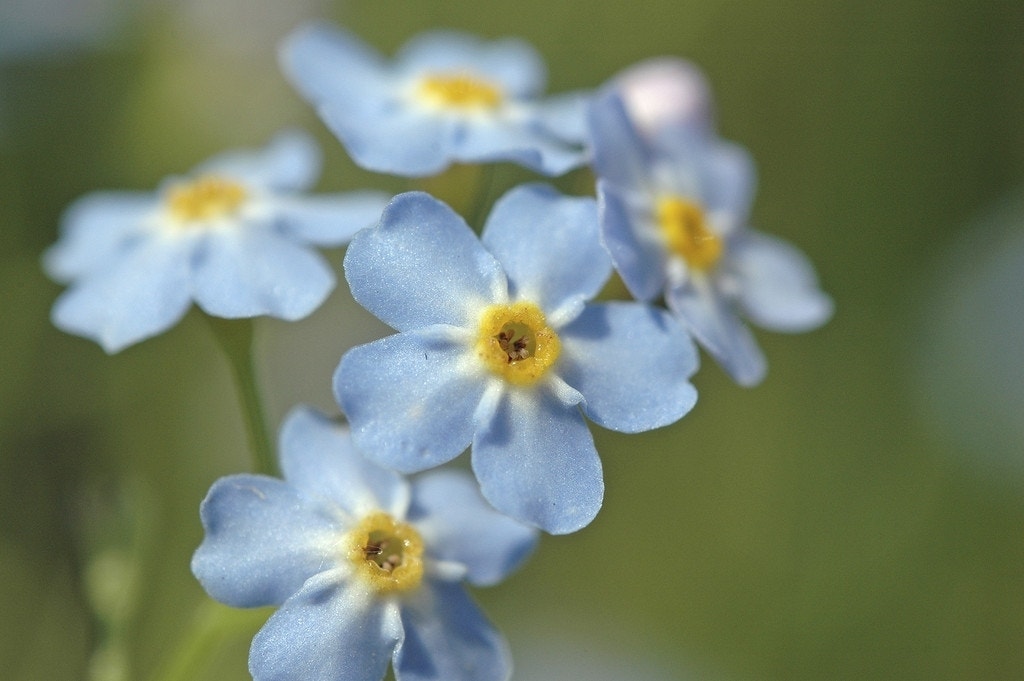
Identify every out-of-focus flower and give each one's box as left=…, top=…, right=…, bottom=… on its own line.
left=614, top=57, right=714, bottom=140
left=335, top=184, right=698, bottom=534
left=279, top=22, right=589, bottom=177
left=589, top=88, right=832, bottom=386
left=44, top=130, right=389, bottom=353
left=192, top=405, right=536, bottom=681
left=913, top=189, right=1024, bottom=483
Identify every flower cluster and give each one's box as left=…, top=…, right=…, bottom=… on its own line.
left=45, top=130, right=389, bottom=352
left=193, top=406, right=536, bottom=681
left=44, top=21, right=831, bottom=681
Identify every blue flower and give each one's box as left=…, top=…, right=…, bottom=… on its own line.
left=43, top=130, right=389, bottom=352
left=335, top=184, right=699, bottom=534
left=192, top=405, right=536, bottom=681
left=279, top=22, right=589, bottom=177
left=588, top=87, right=833, bottom=386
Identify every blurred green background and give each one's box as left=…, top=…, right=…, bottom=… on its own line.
left=2, top=1, right=1023, bottom=679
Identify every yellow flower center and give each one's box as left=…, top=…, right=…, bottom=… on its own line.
left=476, top=301, right=560, bottom=386
left=166, top=176, right=247, bottom=224
left=346, top=512, right=424, bottom=594
left=417, top=72, right=503, bottom=111
left=656, top=196, right=723, bottom=271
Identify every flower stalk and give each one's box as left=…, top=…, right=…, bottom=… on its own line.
left=205, top=315, right=276, bottom=477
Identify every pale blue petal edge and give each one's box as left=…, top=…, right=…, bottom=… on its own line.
left=320, top=106, right=453, bottom=177
left=667, top=276, right=767, bottom=387
left=408, top=470, right=538, bottom=586
left=700, top=138, right=757, bottom=227
left=191, top=474, right=339, bottom=608
left=43, top=191, right=156, bottom=283
left=249, top=570, right=402, bottom=681
left=472, top=387, right=603, bottom=534
left=730, top=230, right=834, bottom=332
left=394, top=30, right=546, bottom=98
left=190, top=226, right=334, bottom=321
left=279, top=22, right=388, bottom=110
left=50, top=233, right=193, bottom=353
left=597, top=180, right=667, bottom=302
left=278, top=406, right=409, bottom=520
left=335, top=328, right=485, bottom=473
left=395, top=580, right=512, bottom=681
left=531, top=90, right=591, bottom=145
left=343, top=191, right=505, bottom=331
left=451, top=119, right=587, bottom=177
left=558, top=302, right=699, bottom=433
left=196, top=129, right=321, bottom=193
left=587, top=89, right=653, bottom=192
left=482, top=184, right=608, bottom=314
left=273, top=191, right=390, bottom=246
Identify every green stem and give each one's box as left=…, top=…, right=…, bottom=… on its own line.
left=147, top=600, right=269, bottom=681
left=466, top=162, right=497, bottom=230
left=408, top=163, right=498, bottom=230
left=205, top=316, right=276, bottom=476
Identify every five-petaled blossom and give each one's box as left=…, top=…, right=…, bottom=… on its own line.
left=43, top=130, right=389, bottom=352
left=588, top=86, right=833, bottom=386
left=279, top=22, right=589, bottom=177
left=335, top=184, right=699, bottom=535
left=192, top=406, right=537, bottom=681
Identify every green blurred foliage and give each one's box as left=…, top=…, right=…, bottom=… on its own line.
left=1, top=1, right=1022, bottom=680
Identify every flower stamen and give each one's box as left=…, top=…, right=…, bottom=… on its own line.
left=347, top=512, right=423, bottom=593
left=477, top=302, right=560, bottom=385
left=417, top=72, right=503, bottom=111
left=656, top=196, right=723, bottom=271
left=166, top=176, right=247, bottom=224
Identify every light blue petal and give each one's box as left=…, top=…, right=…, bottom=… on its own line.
left=531, top=90, right=591, bottom=144
left=279, top=22, right=388, bottom=113
left=272, top=191, right=390, bottom=246
left=191, top=474, right=340, bottom=608
left=190, top=226, right=333, bottom=321
left=196, top=130, right=321, bottom=193
left=407, top=470, right=537, bottom=586
left=279, top=406, right=409, bottom=520
left=43, top=191, right=156, bottom=283
left=472, top=388, right=603, bottom=534
left=50, top=234, right=193, bottom=353
left=320, top=105, right=453, bottom=177
left=328, top=103, right=585, bottom=177
left=667, top=277, right=766, bottom=387
left=335, top=328, right=485, bottom=473
left=700, top=138, right=757, bottom=225
left=396, top=580, right=512, bottom=681
left=731, top=230, right=834, bottom=332
left=344, top=192, right=505, bottom=331
left=481, top=184, right=608, bottom=313
left=587, top=89, right=653, bottom=192
left=651, top=124, right=756, bottom=226
left=249, top=570, right=402, bottom=681
left=395, top=31, right=545, bottom=98
left=648, top=123, right=706, bottom=197
left=559, top=302, right=699, bottom=433
left=453, top=119, right=587, bottom=176
left=597, top=180, right=667, bottom=302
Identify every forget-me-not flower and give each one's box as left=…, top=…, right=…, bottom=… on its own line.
left=335, top=184, right=699, bottom=534
left=279, top=22, right=589, bottom=177
left=192, top=405, right=536, bottom=681
left=588, top=87, right=833, bottom=386
left=613, top=56, right=714, bottom=140
left=44, top=130, right=389, bottom=352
